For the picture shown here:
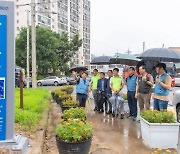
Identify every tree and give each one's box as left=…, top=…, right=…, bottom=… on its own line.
left=56, top=32, right=82, bottom=72
left=16, top=27, right=82, bottom=77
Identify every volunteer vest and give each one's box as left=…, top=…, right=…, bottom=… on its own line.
left=154, top=73, right=169, bottom=96
left=138, top=75, right=152, bottom=94
left=92, top=74, right=100, bottom=90
left=76, top=78, right=89, bottom=94
left=111, top=76, right=123, bottom=91
left=127, top=75, right=137, bottom=92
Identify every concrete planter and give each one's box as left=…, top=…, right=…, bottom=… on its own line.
left=140, top=117, right=180, bottom=149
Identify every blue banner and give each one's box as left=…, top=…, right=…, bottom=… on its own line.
left=0, top=15, right=7, bottom=140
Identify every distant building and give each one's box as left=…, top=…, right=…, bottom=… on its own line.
left=15, top=0, right=91, bottom=69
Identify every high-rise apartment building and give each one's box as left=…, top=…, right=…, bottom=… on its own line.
left=15, top=0, right=90, bottom=68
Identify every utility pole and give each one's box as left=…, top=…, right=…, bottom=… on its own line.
left=143, top=42, right=145, bottom=52
left=26, top=10, right=30, bottom=88
left=31, top=0, right=37, bottom=88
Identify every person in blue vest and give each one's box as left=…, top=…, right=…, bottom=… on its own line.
left=126, top=67, right=138, bottom=121
left=75, top=72, right=90, bottom=107
left=97, top=72, right=108, bottom=113
left=154, top=63, right=171, bottom=111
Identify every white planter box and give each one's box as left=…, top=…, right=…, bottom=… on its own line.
left=140, top=117, right=180, bottom=149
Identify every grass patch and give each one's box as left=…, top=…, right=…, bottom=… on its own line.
left=15, top=88, right=51, bottom=130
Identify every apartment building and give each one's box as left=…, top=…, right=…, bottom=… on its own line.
left=15, top=0, right=91, bottom=68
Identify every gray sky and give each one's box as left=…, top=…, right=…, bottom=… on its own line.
left=91, top=0, right=180, bottom=56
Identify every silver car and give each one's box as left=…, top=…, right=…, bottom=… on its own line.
left=172, top=90, right=180, bottom=122
left=37, top=76, right=63, bottom=86
left=175, top=74, right=180, bottom=87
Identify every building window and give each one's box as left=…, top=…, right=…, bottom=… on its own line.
left=17, top=20, right=19, bottom=24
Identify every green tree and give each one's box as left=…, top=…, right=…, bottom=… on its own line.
left=56, top=32, right=82, bottom=72
left=16, top=27, right=82, bottom=77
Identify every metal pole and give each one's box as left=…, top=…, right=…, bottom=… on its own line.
left=27, top=10, right=30, bottom=88
left=20, top=70, right=24, bottom=109
left=31, top=0, right=37, bottom=88
left=143, top=42, right=145, bottom=52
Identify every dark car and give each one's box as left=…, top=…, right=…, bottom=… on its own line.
left=66, top=76, right=76, bottom=85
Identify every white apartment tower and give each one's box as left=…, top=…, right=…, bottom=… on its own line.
left=15, top=0, right=91, bottom=68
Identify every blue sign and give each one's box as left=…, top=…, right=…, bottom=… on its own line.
left=0, top=15, right=7, bottom=140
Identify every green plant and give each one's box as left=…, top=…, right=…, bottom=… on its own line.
left=61, top=108, right=87, bottom=121
left=60, top=85, right=73, bottom=91
left=62, top=99, right=79, bottom=107
left=15, top=88, right=50, bottom=130
left=122, top=93, right=127, bottom=100
left=56, top=119, right=92, bottom=142
left=140, top=110, right=176, bottom=123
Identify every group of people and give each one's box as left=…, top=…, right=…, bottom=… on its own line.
left=73, top=62, right=172, bottom=121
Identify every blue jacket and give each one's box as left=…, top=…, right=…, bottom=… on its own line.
left=107, top=77, right=112, bottom=94
left=127, top=75, right=137, bottom=92
left=97, top=78, right=108, bottom=92
left=154, top=73, right=169, bottom=96
left=76, top=78, right=90, bottom=95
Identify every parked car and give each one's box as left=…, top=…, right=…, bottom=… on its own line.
left=172, top=90, right=180, bottom=123
left=37, top=76, right=63, bottom=86
left=175, top=74, right=180, bottom=87
left=59, top=77, right=67, bottom=85
left=66, top=76, right=76, bottom=85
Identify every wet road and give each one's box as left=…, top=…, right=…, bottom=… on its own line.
left=45, top=86, right=180, bottom=153
left=87, top=100, right=180, bottom=154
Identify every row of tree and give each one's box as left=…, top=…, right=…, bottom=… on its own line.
left=16, top=26, right=82, bottom=77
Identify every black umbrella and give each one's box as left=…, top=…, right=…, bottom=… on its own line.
left=110, top=53, right=140, bottom=66
left=69, top=66, right=88, bottom=73
left=90, top=56, right=112, bottom=65
left=137, top=48, right=180, bottom=63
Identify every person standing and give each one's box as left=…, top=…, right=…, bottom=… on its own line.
left=109, top=68, right=125, bottom=119
left=106, top=70, right=113, bottom=114
left=75, top=72, right=90, bottom=107
left=126, top=67, right=138, bottom=121
left=90, top=69, right=100, bottom=111
left=154, top=63, right=171, bottom=111
left=135, top=65, right=154, bottom=111
left=97, top=72, right=108, bottom=113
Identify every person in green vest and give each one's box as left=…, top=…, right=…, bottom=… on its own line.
left=89, top=69, right=100, bottom=111
left=109, top=68, right=125, bottom=118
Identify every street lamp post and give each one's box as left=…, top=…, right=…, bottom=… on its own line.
left=31, top=0, right=37, bottom=88
left=26, top=10, right=30, bottom=88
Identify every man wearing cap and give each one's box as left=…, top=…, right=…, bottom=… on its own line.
left=154, top=63, right=171, bottom=111
left=90, top=69, right=100, bottom=111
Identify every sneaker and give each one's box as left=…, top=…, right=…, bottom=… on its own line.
left=120, top=114, right=124, bottom=119
left=127, top=115, right=132, bottom=119
left=112, top=113, right=115, bottom=117
left=93, top=107, right=97, bottom=111
left=106, top=111, right=112, bottom=114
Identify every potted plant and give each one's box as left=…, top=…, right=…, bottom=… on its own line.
left=56, top=119, right=92, bottom=154
left=61, top=99, right=79, bottom=112
left=61, top=108, right=87, bottom=121
left=61, top=85, right=74, bottom=94
left=140, top=110, right=180, bottom=149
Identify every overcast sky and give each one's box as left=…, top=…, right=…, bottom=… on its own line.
left=90, top=0, right=180, bottom=56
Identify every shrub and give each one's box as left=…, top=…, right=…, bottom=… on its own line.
left=61, top=108, right=87, bottom=121
left=56, top=119, right=92, bottom=142
left=62, top=99, right=79, bottom=107
left=140, top=110, right=176, bottom=123
left=15, top=88, right=50, bottom=130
